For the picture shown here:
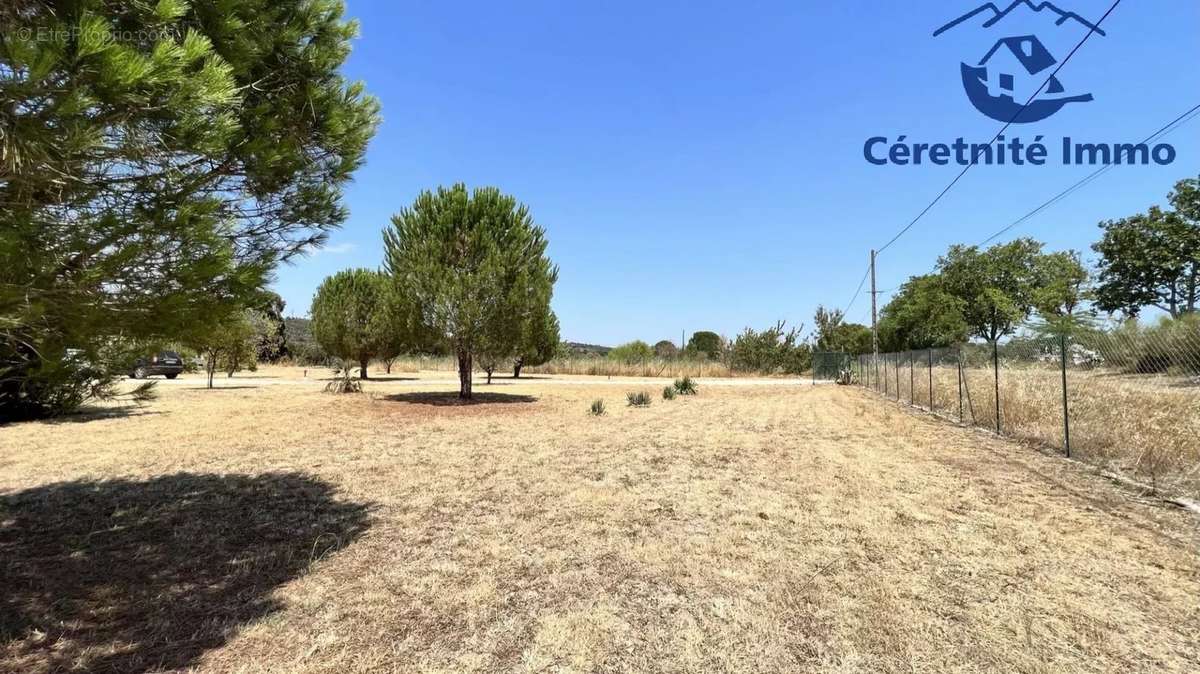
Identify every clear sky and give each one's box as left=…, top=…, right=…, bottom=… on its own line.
left=272, top=0, right=1200, bottom=346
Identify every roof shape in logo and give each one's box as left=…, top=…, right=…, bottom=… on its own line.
left=979, top=34, right=1057, bottom=74
left=933, top=0, right=1107, bottom=37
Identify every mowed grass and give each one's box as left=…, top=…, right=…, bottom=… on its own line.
left=2, top=368, right=1198, bottom=673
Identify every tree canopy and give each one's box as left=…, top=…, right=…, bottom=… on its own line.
left=1093, top=176, right=1200, bottom=318
left=877, top=275, right=969, bottom=351
left=310, top=269, right=392, bottom=379
left=383, top=184, right=557, bottom=398
left=685, top=331, right=723, bottom=360
left=1, top=0, right=379, bottom=419
left=938, top=238, right=1044, bottom=343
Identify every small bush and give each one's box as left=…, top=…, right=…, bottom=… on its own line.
left=662, top=386, right=676, bottom=400
left=589, top=399, right=606, bottom=416
left=673, top=376, right=697, bottom=395
left=324, top=366, right=362, bottom=394
left=626, top=391, right=652, bottom=407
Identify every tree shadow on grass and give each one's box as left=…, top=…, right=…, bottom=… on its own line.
left=38, top=407, right=165, bottom=425
left=0, top=472, right=371, bottom=673
left=383, top=391, right=537, bottom=406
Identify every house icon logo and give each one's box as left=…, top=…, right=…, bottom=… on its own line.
left=934, top=1, right=1105, bottom=123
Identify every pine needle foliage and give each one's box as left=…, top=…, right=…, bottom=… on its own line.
left=0, top=0, right=380, bottom=420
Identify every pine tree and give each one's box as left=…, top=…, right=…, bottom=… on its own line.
left=383, top=185, right=558, bottom=399
left=310, top=269, right=390, bottom=381
left=0, top=0, right=379, bottom=420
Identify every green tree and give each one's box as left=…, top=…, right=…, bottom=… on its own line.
left=653, top=340, right=679, bottom=359
left=189, top=311, right=257, bottom=389
left=1093, top=176, right=1200, bottom=318
left=513, top=306, right=560, bottom=378
left=684, top=331, right=723, bottom=360
left=608, top=340, right=654, bottom=364
left=938, top=239, right=1043, bottom=343
left=728, top=321, right=809, bottom=374
left=253, top=293, right=289, bottom=363
left=877, top=275, right=969, bottom=351
left=310, top=269, right=390, bottom=380
left=0, top=0, right=379, bottom=419
left=383, top=185, right=558, bottom=399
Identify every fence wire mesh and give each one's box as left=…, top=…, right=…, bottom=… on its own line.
left=855, top=323, right=1200, bottom=500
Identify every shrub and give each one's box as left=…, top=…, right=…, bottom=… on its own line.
left=324, top=364, right=363, bottom=394
left=626, top=391, right=652, bottom=407
left=662, top=386, right=676, bottom=400
left=609, top=340, right=655, bottom=365
left=589, top=398, right=607, bottom=416
left=673, top=376, right=697, bottom=395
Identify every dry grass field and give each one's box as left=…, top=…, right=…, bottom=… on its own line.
left=2, top=367, right=1199, bottom=673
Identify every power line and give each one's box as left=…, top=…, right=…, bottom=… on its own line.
left=978, top=101, right=1200, bottom=245
left=875, top=0, right=1121, bottom=255
left=842, top=263, right=871, bottom=315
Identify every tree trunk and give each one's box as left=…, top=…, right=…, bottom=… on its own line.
left=457, top=350, right=473, bottom=399
left=385, top=359, right=393, bottom=374
left=206, top=357, right=216, bottom=389
left=359, top=358, right=369, bottom=380
left=513, top=359, right=523, bottom=378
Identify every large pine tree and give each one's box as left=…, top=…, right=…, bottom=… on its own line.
left=0, top=0, right=379, bottom=420
left=384, top=185, right=558, bottom=399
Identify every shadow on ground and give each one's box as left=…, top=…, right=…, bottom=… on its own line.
left=38, top=407, right=164, bottom=425
left=383, top=391, right=537, bottom=406
left=0, top=472, right=371, bottom=673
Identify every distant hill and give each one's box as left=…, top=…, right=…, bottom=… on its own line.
left=563, top=341, right=611, bottom=357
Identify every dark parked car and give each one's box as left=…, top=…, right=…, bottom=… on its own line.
left=129, top=351, right=184, bottom=379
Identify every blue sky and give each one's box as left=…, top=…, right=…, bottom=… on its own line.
left=273, top=0, right=1200, bottom=345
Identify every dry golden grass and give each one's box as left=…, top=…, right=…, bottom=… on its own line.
left=2, top=367, right=1199, bottom=673
left=873, top=364, right=1200, bottom=499
left=372, top=355, right=739, bottom=378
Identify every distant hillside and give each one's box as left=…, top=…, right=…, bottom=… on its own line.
left=563, top=341, right=611, bottom=357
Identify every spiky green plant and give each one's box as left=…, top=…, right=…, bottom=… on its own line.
left=626, top=391, right=652, bottom=407
left=662, top=386, right=676, bottom=400
left=589, top=398, right=606, bottom=416
left=673, top=376, right=698, bottom=395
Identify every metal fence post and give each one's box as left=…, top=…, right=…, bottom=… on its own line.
left=1061, top=332, right=1071, bottom=458
left=956, top=347, right=963, bottom=422
left=894, top=353, right=900, bottom=400
left=909, top=351, right=915, bottom=406
left=928, top=348, right=934, bottom=411
left=992, top=339, right=1000, bottom=434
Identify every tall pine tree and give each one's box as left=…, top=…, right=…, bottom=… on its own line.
left=0, top=0, right=379, bottom=420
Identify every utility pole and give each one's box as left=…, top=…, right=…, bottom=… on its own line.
left=870, top=249, right=878, bottom=356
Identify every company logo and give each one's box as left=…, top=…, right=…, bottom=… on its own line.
left=933, top=1, right=1104, bottom=123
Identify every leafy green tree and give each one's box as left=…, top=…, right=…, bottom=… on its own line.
left=729, top=321, right=809, bottom=374
left=383, top=184, right=558, bottom=399
left=0, top=0, right=379, bottom=419
left=811, top=306, right=871, bottom=354
left=938, top=239, right=1043, bottom=343
left=684, top=331, right=723, bottom=360
left=253, top=293, right=289, bottom=363
left=189, top=311, right=257, bottom=389
left=1093, top=176, right=1200, bottom=318
left=608, top=340, right=654, bottom=364
left=877, top=275, right=969, bottom=351
left=310, top=269, right=390, bottom=380
left=513, top=306, right=560, bottom=378
left=653, top=340, right=679, bottom=359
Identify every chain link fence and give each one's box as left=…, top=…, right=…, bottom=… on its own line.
left=851, top=324, right=1200, bottom=501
